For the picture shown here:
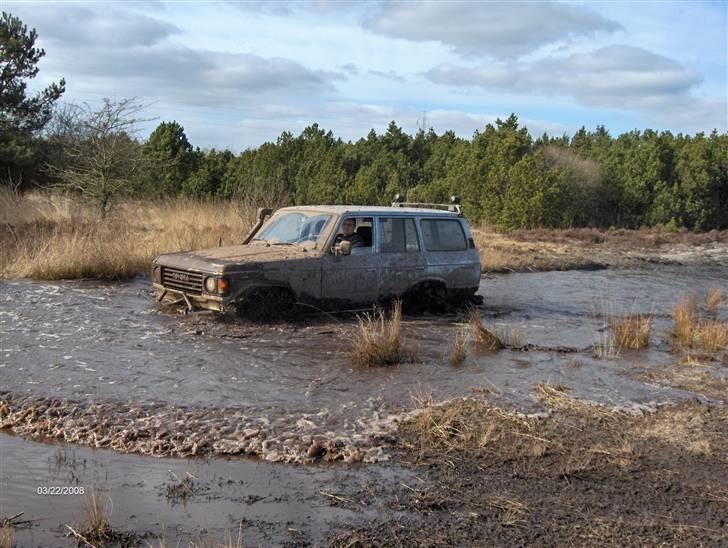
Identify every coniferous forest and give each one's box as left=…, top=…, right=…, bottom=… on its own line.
left=2, top=11, right=727, bottom=231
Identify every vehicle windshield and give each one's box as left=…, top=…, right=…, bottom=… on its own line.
left=254, top=211, right=332, bottom=246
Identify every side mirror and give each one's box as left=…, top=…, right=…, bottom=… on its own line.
left=337, top=240, right=352, bottom=256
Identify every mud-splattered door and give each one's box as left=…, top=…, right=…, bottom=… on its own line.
left=321, top=251, right=380, bottom=303
left=377, top=216, right=425, bottom=298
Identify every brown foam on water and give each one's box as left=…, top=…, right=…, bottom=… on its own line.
left=0, top=391, right=408, bottom=463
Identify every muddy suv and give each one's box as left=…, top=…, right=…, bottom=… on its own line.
left=151, top=201, right=481, bottom=317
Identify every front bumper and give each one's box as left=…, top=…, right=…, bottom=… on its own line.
left=153, top=283, right=228, bottom=313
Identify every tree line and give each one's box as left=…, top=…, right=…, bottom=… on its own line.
left=2, top=11, right=727, bottom=230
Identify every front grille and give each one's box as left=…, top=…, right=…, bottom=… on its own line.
left=161, top=267, right=204, bottom=295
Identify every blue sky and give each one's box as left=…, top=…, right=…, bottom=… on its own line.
left=5, top=0, right=727, bottom=150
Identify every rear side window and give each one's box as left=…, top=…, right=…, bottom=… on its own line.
left=420, top=219, right=467, bottom=251
left=379, top=217, right=420, bottom=253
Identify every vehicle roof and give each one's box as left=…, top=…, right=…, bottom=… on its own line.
left=277, top=205, right=461, bottom=217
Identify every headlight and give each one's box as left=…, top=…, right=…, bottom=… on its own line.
left=152, top=265, right=161, bottom=283
left=204, top=277, right=217, bottom=293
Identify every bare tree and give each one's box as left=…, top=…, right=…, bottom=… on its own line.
left=46, top=97, right=152, bottom=218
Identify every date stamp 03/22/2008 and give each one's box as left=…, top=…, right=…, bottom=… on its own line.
left=36, top=486, right=86, bottom=496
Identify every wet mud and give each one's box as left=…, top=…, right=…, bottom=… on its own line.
left=332, top=396, right=728, bottom=546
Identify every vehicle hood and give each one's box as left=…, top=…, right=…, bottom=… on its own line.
left=154, top=244, right=317, bottom=273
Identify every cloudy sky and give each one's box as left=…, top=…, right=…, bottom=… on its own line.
left=6, top=0, right=727, bottom=150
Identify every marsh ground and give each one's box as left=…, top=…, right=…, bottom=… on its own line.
left=2, top=192, right=727, bottom=545
left=1, top=265, right=726, bottom=545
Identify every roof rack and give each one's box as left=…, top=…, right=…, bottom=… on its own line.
left=391, top=195, right=462, bottom=215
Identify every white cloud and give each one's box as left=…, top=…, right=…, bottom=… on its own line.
left=364, top=1, right=622, bottom=59
left=426, top=46, right=703, bottom=109
left=20, top=3, right=180, bottom=47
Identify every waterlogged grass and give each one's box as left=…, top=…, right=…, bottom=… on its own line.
left=469, top=310, right=524, bottom=350
left=448, top=325, right=469, bottom=365
left=67, top=490, right=115, bottom=546
left=704, top=287, right=724, bottom=314
left=672, top=290, right=728, bottom=354
left=349, top=301, right=415, bottom=367
left=611, top=314, right=651, bottom=350
left=1, top=189, right=254, bottom=280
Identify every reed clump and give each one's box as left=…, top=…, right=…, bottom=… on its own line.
left=449, top=326, right=469, bottom=365
left=0, top=524, right=11, bottom=548
left=611, top=314, right=651, bottom=350
left=704, top=287, right=723, bottom=314
left=349, top=301, right=414, bottom=367
left=672, top=291, right=728, bottom=353
left=67, top=490, right=114, bottom=546
left=470, top=310, right=502, bottom=350
left=469, top=310, right=523, bottom=350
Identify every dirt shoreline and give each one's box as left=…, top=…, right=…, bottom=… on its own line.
left=473, top=228, right=728, bottom=273
left=331, top=394, right=728, bottom=546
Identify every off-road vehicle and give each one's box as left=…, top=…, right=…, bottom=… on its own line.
left=151, top=199, right=481, bottom=318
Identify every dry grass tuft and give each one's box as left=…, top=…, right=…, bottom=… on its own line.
left=448, top=325, right=469, bottom=365
left=611, top=314, right=651, bottom=350
left=349, top=301, right=414, bottom=367
left=704, top=287, right=724, bottom=313
left=672, top=291, right=728, bottom=353
left=68, top=490, right=113, bottom=545
left=469, top=309, right=501, bottom=350
left=1, top=189, right=255, bottom=280
left=673, top=291, right=698, bottom=348
left=566, top=358, right=583, bottom=369
left=404, top=398, right=540, bottom=461
left=486, top=495, right=530, bottom=526
left=693, top=321, right=728, bottom=353
left=224, top=521, right=245, bottom=548
left=0, top=524, right=11, bottom=548
left=469, top=310, right=524, bottom=350
left=496, top=325, right=524, bottom=348
left=631, top=406, right=714, bottom=456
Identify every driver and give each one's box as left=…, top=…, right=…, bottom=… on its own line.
left=333, top=218, right=364, bottom=250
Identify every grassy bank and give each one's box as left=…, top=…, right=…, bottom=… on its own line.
left=473, top=225, right=728, bottom=273
left=1, top=190, right=253, bottom=280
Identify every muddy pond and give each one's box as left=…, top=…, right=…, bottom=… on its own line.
left=1, top=265, right=726, bottom=545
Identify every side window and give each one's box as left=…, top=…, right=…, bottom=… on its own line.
left=333, top=216, right=374, bottom=254
left=420, top=219, right=467, bottom=251
left=379, top=217, right=420, bottom=253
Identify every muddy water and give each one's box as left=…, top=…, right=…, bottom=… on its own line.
left=0, top=433, right=412, bottom=546
left=1, top=266, right=726, bottom=544
left=2, top=266, right=727, bottom=459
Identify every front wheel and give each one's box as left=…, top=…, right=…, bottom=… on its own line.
left=236, top=287, right=297, bottom=322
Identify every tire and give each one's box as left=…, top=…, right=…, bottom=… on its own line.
left=236, top=287, right=297, bottom=322
left=403, top=281, right=448, bottom=314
